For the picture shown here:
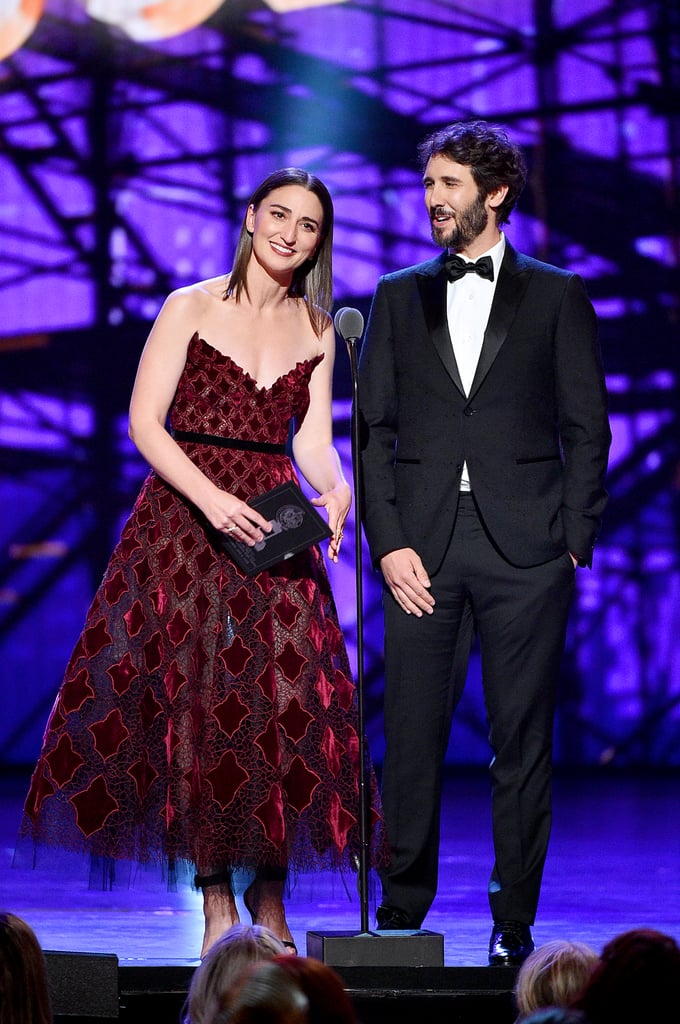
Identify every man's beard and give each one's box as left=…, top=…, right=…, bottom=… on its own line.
left=431, top=192, right=488, bottom=250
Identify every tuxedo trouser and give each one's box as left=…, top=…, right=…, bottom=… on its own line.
left=379, top=493, right=575, bottom=926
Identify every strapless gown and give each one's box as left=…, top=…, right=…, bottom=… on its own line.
left=18, top=333, right=385, bottom=879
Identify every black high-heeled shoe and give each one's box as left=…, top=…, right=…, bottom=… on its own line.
left=243, top=883, right=298, bottom=954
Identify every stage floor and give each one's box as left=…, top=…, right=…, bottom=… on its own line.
left=2, top=767, right=678, bottom=971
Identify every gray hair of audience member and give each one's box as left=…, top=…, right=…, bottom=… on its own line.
left=514, top=939, right=599, bottom=1019
left=0, top=911, right=53, bottom=1024
left=183, top=923, right=288, bottom=1024
left=214, top=960, right=309, bottom=1024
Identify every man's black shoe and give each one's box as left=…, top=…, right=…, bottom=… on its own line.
left=375, top=905, right=417, bottom=930
left=488, top=920, right=534, bottom=966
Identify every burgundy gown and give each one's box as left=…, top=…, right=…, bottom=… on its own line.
left=19, top=332, right=385, bottom=880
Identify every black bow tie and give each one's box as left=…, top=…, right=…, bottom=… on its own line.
left=444, top=253, right=494, bottom=282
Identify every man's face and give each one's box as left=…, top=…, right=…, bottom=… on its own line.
left=423, top=154, right=488, bottom=250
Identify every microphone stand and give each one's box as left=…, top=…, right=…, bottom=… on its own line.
left=345, top=328, right=371, bottom=934
left=306, top=308, right=443, bottom=967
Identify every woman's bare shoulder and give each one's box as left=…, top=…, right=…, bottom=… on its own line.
left=155, top=276, right=228, bottom=325
left=167, top=276, right=226, bottom=306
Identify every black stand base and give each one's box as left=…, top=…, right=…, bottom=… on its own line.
left=306, top=929, right=444, bottom=967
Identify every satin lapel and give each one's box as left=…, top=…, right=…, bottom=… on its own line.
left=417, top=266, right=465, bottom=395
left=468, top=245, right=532, bottom=397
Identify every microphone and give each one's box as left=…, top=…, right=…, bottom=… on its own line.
left=334, top=307, right=364, bottom=344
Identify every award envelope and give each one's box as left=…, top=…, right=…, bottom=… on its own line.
left=218, top=481, right=332, bottom=575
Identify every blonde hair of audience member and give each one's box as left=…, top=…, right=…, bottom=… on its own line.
left=272, top=955, right=358, bottom=1024
left=514, top=939, right=599, bottom=1020
left=183, top=923, right=287, bottom=1024
left=214, top=960, right=309, bottom=1024
left=0, top=911, right=52, bottom=1024
left=518, top=1010, right=588, bottom=1024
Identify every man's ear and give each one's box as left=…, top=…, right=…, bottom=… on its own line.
left=487, top=185, right=509, bottom=211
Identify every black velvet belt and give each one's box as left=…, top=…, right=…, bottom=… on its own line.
left=172, top=429, right=286, bottom=455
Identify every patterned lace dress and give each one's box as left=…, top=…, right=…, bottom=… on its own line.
left=19, top=332, right=385, bottom=880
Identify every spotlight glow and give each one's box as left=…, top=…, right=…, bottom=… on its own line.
left=0, top=0, right=43, bottom=59
left=264, top=0, right=346, bottom=9
left=84, top=0, right=225, bottom=41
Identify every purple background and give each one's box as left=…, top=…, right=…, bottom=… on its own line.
left=1, top=0, right=678, bottom=769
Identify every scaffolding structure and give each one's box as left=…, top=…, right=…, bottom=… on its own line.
left=1, top=0, right=678, bottom=765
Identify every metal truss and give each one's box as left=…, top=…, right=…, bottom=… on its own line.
left=0, top=0, right=678, bottom=764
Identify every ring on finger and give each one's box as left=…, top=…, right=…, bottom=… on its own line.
left=226, top=524, right=238, bottom=533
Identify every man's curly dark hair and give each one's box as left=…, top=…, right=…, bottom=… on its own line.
left=417, top=120, right=527, bottom=226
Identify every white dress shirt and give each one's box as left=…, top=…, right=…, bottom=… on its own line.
left=446, top=233, right=505, bottom=491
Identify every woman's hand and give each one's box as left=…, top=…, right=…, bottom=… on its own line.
left=202, top=485, right=272, bottom=546
left=311, top=481, right=351, bottom=563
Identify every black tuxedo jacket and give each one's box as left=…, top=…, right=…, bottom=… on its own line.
left=358, top=241, right=611, bottom=573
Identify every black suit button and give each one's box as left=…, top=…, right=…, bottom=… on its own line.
left=463, top=407, right=475, bottom=416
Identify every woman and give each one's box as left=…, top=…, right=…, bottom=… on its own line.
left=272, top=955, right=359, bottom=1024
left=513, top=939, right=598, bottom=1021
left=570, top=927, right=680, bottom=1024
left=216, top=961, right=309, bottom=1024
left=0, top=912, right=52, bottom=1024
left=183, top=923, right=287, bottom=1024
left=18, top=168, right=385, bottom=958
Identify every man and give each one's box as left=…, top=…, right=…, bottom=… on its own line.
left=357, top=120, right=611, bottom=965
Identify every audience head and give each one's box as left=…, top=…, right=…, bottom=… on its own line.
left=0, top=911, right=52, bottom=1024
left=571, top=927, right=680, bottom=1023
left=183, top=923, right=288, bottom=1024
left=218, top=960, right=309, bottom=1024
left=514, top=938, right=599, bottom=1019
left=518, top=1011, right=588, bottom=1024
left=272, top=955, right=358, bottom=1024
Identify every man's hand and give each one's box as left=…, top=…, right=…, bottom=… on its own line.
left=380, top=548, right=436, bottom=617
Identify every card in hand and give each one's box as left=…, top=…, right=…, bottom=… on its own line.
left=217, top=480, right=332, bottom=575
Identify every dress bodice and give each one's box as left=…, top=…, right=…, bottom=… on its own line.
left=170, top=333, right=324, bottom=447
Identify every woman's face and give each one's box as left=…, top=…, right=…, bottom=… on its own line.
left=246, top=185, right=323, bottom=277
